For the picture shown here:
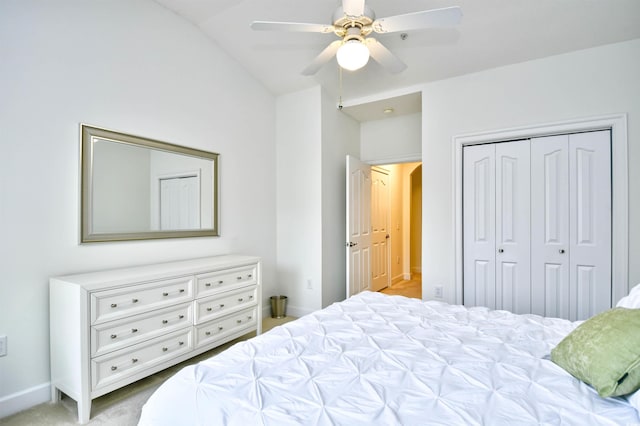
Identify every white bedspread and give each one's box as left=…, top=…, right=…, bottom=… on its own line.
left=139, top=292, right=639, bottom=425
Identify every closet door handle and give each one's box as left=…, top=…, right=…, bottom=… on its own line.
left=498, top=248, right=504, bottom=253
left=559, top=249, right=565, bottom=254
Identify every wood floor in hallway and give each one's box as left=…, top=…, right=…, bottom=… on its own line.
left=379, top=274, right=422, bottom=299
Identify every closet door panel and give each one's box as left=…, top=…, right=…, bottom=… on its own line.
left=463, top=144, right=496, bottom=308
left=531, top=135, right=570, bottom=317
left=569, top=131, right=611, bottom=320
left=495, top=141, right=531, bottom=314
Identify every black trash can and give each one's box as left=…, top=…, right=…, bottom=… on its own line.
left=270, top=295, right=288, bottom=318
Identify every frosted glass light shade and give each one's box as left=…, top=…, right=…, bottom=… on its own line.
left=336, top=40, right=370, bottom=71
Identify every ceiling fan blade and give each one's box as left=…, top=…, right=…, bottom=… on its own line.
left=342, top=0, right=365, bottom=17
left=301, top=40, right=342, bottom=76
left=372, top=6, right=462, bottom=33
left=250, top=21, right=335, bottom=33
left=365, top=38, right=407, bottom=74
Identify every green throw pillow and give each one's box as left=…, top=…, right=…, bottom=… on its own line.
left=551, top=307, right=640, bottom=397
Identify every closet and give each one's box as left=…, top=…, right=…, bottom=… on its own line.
left=463, top=130, right=611, bottom=321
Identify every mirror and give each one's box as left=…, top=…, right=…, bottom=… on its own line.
left=81, top=125, right=219, bottom=242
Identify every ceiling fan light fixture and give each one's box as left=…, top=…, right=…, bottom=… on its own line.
left=336, top=39, right=370, bottom=71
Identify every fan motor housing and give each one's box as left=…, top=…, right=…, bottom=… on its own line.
left=332, top=6, right=375, bottom=37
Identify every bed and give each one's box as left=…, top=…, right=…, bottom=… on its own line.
left=139, top=291, right=640, bottom=425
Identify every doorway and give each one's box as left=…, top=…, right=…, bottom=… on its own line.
left=377, top=162, right=422, bottom=299
left=346, top=159, right=423, bottom=299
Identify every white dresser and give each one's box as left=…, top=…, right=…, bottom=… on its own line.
left=49, top=255, right=261, bottom=424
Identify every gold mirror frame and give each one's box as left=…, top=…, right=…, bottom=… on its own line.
left=81, top=124, right=219, bottom=243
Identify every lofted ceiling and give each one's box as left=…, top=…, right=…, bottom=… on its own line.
left=153, top=0, right=640, bottom=119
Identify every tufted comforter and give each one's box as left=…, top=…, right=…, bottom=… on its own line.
left=139, top=291, right=639, bottom=425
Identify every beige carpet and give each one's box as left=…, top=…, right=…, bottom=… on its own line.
left=380, top=274, right=422, bottom=299
left=0, top=316, right=296, bottom=426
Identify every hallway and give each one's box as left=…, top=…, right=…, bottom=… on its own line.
left=380, top=273, right=422, bottom=299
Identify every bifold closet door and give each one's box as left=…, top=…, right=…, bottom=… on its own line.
left=530, top=131, right=611, bottom=321
left=463, top=140, right=531, bottom=313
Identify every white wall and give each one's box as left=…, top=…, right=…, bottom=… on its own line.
left=421, top=39, right=640, bottom=302
left=0, top=0, right=276, bottom=416
left=93, top=141, right=151, bottom=232
left=321, top=89, right=360, bottom=307
left=360, top=113, right=421, bottom=163
left=275, top=86, right=359, bottom=315
left=276, top=87, right=323, bottom=315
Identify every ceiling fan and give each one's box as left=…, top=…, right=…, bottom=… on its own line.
left=250, top=0, right=462, bottom=75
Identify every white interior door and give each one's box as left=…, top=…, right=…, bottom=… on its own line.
left=463, top=144, right=496, bottom=308
left=530, top=135, right=570, bottom=318
left=160, top=175, right=200, bottom=230
left=464, top=141, right=530, bottom=311
left=531, top=131, right=611, bottom=320
left=495, top=140, right=531, bottom=314
left=569, top=131, right=611, bottom=320
left=371, top=168, right=390, bottom=292
left=346, top=155, right=372, bottom=298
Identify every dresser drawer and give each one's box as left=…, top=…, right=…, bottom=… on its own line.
left=194, top=286, right=258, bottom=325
left=91, top=276, right=193, bottom=324
left=91, top=302, right=192, bottom=357
left=195, top=264, right=257, bottom=297
left=195, top=307, right=257, bottom=348
left=91, top=328, right=193, bottom=390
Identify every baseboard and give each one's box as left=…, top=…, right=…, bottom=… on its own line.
left=262, top=303, right=311, bottom=320
left=411, top=267, right=422, bottom=273
left=0, top=382, right=51, bottom=419
left=391, top=275, right=404, bottom=285
left=283, top=304, right=312, bottom=319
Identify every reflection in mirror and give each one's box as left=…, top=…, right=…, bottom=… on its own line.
left=81, top=125, right=218, bottom=242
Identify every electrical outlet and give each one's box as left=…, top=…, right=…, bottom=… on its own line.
left=306, top=279, right=313, bottom=290
left=0, top=335, right=7, bottom=357
left=434, top=286, right=443, bottom=299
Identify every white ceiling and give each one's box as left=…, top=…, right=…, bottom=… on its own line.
left=153, top=0, right=640, bottom=120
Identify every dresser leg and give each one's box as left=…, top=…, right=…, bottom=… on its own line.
left=77, top=397, right=92, bottom=424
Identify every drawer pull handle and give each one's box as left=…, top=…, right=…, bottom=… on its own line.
left=237, top=319, right=242, bottom=324
left=218, top=326, right=224, bottom=331
left=163, top=292, right=168, bottom=296
left=207, top=307, right=213, bottom=312
left=236, top=276, right=242, bottom=280
left=111, top=303, right=117, bottom=308
left=111, top=366, right=117, bottom=371
left=205, top=283, right=211, bottom=287
left=248, top=316, right=252, bottom=320
left=132, top=358, right=138, bottom=364
left=238, top=298, right=244, bottom=302
left=218, top=280, right=224, bottom=285
left=179, top=341, right=184, bottom=346
left=132, top=298, right=139, bottom=303
left=179, top=315, right=184, bottom=319
left=179, top=289, right=185, bottom=293
left=110, top=334, right=117, bottom=339
left=248, top=274, right=252, bottom=278
left=162, top=320, right=168, bottom=324
left=249, top=296, right=254, bottom=300
left=131, top=328, right=138, bottom=333
left=162, top=347, right=168, bottom=352
left=219, top=304, right=225, bottom=308
left=205, top=331, right=211, bottom=336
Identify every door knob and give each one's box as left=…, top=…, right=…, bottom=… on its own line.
left=498, top=248, right=504, bottom=253
left=346, top=242, right=358, bottom=247
left=559, top=249, right=565, bottom=254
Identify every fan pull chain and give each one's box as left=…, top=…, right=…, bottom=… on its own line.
left=338, top=65, right=343, bottom=110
